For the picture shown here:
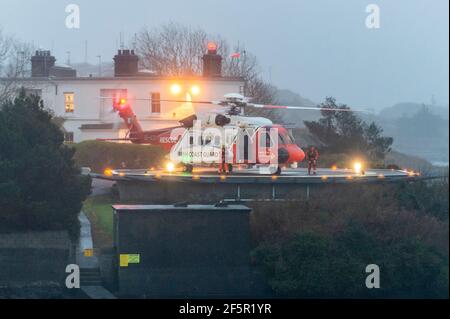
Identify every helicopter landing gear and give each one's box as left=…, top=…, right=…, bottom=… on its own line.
left=218, top=163, right=233, bottom=174
left=184, top=164, right=193, bottom=173
left=274, top=166, right=282, bottom=175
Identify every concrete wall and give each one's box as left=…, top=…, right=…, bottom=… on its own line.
left=117, top=180, right=311, bottom=204
left=113, top=205, right=258, bottom=298
left=0, top=231, right=74, bottom=287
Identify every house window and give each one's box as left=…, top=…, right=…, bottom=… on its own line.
left=151, top=92, right=161, bottom=114
left=64, top=92, right=75, bottom=113
left=64, top=132, right=74, bottom=143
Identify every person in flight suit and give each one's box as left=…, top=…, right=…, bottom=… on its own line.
left=218, top=145, right=231, bottom=174
left=306, top=146, right=319, bottom=175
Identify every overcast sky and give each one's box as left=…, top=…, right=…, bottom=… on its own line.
left=0, top=0, right=448, bottom=109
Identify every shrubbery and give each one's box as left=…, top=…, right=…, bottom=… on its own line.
left=72, top=141, right=166, bottom=173
left=0, top=91, right=91, bottom=238
left=253, top=225, right=448, bottom=298
left=250, top=181, right=449, bottom=298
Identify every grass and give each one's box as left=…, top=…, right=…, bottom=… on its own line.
left=82, top=194, right=116, bottom=248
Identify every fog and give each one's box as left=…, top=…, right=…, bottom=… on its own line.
left=0, top=0, right=448, bottom=109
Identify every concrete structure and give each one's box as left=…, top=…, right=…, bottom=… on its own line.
left=0, top=231, right=74, bottom=287
left=1, top=48, right=244, bottom=143
left=97, top=167, right=420, bottom=203
left=113, top=204, right=260, bottom=298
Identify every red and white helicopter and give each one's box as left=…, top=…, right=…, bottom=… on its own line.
left=100, top=93, right=359, bottom=175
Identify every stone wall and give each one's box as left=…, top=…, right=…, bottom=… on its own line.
left=0, top=231, right=74, bottom=289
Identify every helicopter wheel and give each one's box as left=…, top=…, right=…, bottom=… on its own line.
left=273, top=166, right=282, bottom=175
left=184, top=164, right=193, bottom=173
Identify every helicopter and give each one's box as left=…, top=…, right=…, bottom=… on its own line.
left=99, top=93, right=360, bottom=175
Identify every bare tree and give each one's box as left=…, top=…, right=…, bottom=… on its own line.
left=135, top=23, right=277, bottom=107
left=136, top=23, right=210, bottom=76
left=0, top=28, right=34, bottom=102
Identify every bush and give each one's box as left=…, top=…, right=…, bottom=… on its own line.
left=252, top=225, right=449, bottom=298
left=0, top=91, right=91, bottom=239
left=250, top=181, right=449, bottom=298
left=72, top=140, right=166, bottom=173
left=395, top=180, right=449, bottom=221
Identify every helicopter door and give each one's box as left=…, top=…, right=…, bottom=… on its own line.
left=244, top=135, right=249, bottom=161
left=236, top=128, right=256, bottom=164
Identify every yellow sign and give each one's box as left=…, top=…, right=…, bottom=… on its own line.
left=84, top=249, right=94, bottom=257
left=120, top=254, right=129, bottom=267
left=119, top=254, right=141, bottom=267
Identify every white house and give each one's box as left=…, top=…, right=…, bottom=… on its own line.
left=2, top=48, right=244, bottom=143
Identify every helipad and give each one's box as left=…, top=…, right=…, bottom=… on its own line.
left=103, top=167, right=418, bottom=184
left=96, top=167, right=421, bottom=203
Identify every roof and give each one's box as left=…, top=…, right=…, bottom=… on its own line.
left=80, top=123, right=127, bottom=130
left=112, top=204, right=251, bottom=212
left=0, top=75, right=244, bottom=83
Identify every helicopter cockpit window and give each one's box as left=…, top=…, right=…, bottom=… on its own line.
left=279, top=131, right=294, bottom=144
left=203, top=136, right=212, bottom=145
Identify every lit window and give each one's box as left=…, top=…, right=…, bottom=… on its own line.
left=64, top=92, right=75, bottom=113
left=151, top=92, right=161, bottom=114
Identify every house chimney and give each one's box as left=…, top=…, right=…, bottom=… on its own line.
left=202, top=42, right=222, bottom=77
left=114, top=49, right=139, bottom=77
left=31, top=50, right=56, bottom=77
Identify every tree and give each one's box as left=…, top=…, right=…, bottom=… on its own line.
left=304, top=97, right=393, bottom=162
left=135, top=23, right=278, bottom=110
left=0, top=27, right=34, bottom=101
left=0, top=90, right=91, bottom=238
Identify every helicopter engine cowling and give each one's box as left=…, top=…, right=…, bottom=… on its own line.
left=214, top=114, right=231, bottom=126
left=179, top=115, right=198, bottom=128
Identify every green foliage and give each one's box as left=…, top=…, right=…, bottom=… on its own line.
left=72, top=140, right=166, bottom=173
left=304, top=97, right=393, bottom=163
left=250, top=180, right=449, bottom=298
left=252, top=224, right=448, bottom=298
left=82, top=194, right=115, bottom=247
left=395, top=180, right=449, bottom=221
left=0, top=90, right=91, bottom=238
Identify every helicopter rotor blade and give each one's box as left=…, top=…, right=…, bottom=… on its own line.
left=249, top=103, right=370, bottom=113
left=98, top=96, right=371, bottom=112
left=99, top=96, right=216, bottom=104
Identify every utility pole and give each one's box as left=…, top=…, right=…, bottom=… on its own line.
left=97, top=55, right=102, bottom=77
left=84, top=40, right=88, bottom=64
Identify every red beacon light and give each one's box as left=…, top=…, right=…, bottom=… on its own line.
left=113, top=98, right=128, bottom=110
left=207, top=42, right=217, bottom=53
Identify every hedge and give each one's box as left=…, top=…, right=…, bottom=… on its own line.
left=72, top=141, right=166, bottom=173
